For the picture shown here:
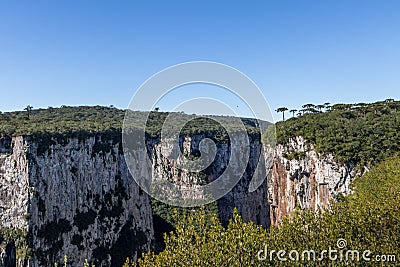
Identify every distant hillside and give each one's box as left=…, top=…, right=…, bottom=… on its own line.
left=276, top=99, right=400, bottom=170
left=0, top=106, right=124, bottom=136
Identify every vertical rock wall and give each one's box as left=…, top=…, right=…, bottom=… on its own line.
left=151, top=134, right=271, bottom=228
left=0, top=135, right=154, bottom=267
left=0, top=137, right=29, bottom=230
left=268, top=136, right=357, bottom=225
left=0, top=133, right=357, bottom=266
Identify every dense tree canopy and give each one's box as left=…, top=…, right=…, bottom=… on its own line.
left=0, top=105, right=261, bottom=142
left=275, top=100, right=400, bottom=170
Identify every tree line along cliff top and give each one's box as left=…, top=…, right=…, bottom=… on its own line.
left=1, top=100, right=399, bottom=169
left=0, top=105, right=262, bottom=141
left=275, top=99, right=400, bottom=169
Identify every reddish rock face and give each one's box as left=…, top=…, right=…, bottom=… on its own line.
left=270, top=158, right=326, bottom=226
left=270, top=160, right=288, bottom=225
left=267, top=137, right=357, bottom=225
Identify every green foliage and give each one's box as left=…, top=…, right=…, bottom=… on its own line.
left=260, top=124, right=277, bottom=146
left=151, top=199, right=219, bottom=228
left=277, top=100, right=400, bottom=169
left=135, top=208, right=268, bottom=267
left=151, top=198, right=219, bottom=252
left=0, top=106, right=261, bottom=142
left=134, top=157, right=400, bottom=266
left=0, top=227, right=30, bottom=260
left=0, top=106, right=125, bottom=136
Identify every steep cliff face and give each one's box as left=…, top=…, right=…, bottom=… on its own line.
left=0, top=135, right=154, bottom=267
left=0, top=132, right=272, bottom=266
left=151, top=134, right=270, bottom=227
left=0, top=137, right=29, bottom=230
left=0, top=132, right=356, bottom=266
left=267, top=136, right=357, bottom=225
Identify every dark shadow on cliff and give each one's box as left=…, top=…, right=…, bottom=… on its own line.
left=152, top=214, right=175, bottom=253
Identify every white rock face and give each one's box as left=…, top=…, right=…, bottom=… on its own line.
left=151, top=134, right=356, bottom=228
left=150, top=134, right=271, bottom=227
left=0, top=137, right=30, bottom=229
left=0, top=135, right=154, bottom=267
left=0, top=133, right=272, bottom=266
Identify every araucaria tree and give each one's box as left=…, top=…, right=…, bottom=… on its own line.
left=24, top=105, right=33, bottom=119
left=302, top=103, right=316, bottom=110
left=316, top=104, right=325, bottom=112
left=289, top=109, right=297, bottom=118
left=276, top=107, right=288, bottom=121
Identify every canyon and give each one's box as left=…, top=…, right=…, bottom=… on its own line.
left=0, top=131, right=355, bottom=266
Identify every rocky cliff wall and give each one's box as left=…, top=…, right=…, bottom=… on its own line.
left=150, top=134, right=270, bottom=227
left=0, top=134, right=154, bottom=267
left=0, top=133, right=357, bottom=266
left=267, top=136, right=357, bottom=225
left=148, top=134, right=357, bottom=229
left=149, top=134, right=356, bottom=228
left=0, top=137, right=29, bottom=230
left=0, top=132, right=272, bottom=266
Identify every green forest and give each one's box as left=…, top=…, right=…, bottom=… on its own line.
left=0, top=105, right=261, bottom=141
left=275, top=99, right=400, bottom=170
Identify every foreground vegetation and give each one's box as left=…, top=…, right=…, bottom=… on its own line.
left=0, top=228, right=30, bottom=261
left=128, top=157, right=400, bottom=266
left=150, top=199, right=219, bottom=253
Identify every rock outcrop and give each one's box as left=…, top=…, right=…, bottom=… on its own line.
left=267, top=136, right=357, bottom=225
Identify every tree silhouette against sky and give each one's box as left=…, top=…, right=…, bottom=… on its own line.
left=275, top=107, right=288, bottom=121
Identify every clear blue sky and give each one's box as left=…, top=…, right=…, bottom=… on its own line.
left=1, top=0, right=399, bottom=121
